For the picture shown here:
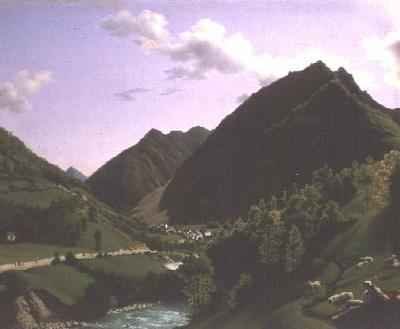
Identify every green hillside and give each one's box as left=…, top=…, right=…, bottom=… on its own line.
left=185, top=151, right=400, bottom=329
left=0, top=127, right=137, bottom=258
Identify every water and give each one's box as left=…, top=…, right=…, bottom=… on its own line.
left=81, top=304, right=191, bottom=329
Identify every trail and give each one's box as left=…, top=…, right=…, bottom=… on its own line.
left=0, top=246, right=155, bottom=274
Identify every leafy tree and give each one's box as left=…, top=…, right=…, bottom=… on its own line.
left=81, top=218, right=88, bottom=232
left=183, top=273, right=216, bottom=316
left=51, top=252, right=62, bottom=265
left=65, top=251, right=78, bottom=266
left=258, top=214, right=286, bottom=268
left=94, top=229, right=102, bottom=251
left=284, top=225, right=305, bottom=273
left=228, top=272, right=253, bottom=310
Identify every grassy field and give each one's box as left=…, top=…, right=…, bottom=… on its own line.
left=75, top=221, right=132, bottom=250
left=80, top=254, right=166, bottom=280
left=16, top=265, right=94, bottom=305
left=8, top=253, right=166, bottom=307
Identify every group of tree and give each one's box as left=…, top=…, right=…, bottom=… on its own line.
left=184, top=152, right=400, bottom=315
left=0, top=196, right=104, bottom=248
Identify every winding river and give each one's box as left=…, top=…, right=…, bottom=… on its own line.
left=82, top=304, right=190, bottom=329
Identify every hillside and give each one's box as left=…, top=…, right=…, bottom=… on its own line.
left=0, top=127, right=134, bottom=250
left=130, top=184, right=169, bottom=225
left=65, top=166, right=87, bottom=182
left=87, top=126, right=209, bottom=211
left=161, top=62, right=400, bottom=224
left=185, top=151, right=400, bottom=329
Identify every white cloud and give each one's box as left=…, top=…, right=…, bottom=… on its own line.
left=101, top=10, right=169, bottom=47
left=363, top=32, right=400, bottom=89
left=236, top=93, right=249, bottom=104
left=0, top=70, right=52, bottom=113
left=101, top=10, right=358, bottom=86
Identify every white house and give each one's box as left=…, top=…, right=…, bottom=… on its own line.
left=6, top=232, right=16, bottom=242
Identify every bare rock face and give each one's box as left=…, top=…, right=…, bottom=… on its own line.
left=14, top=295, right=39, bottom=329
left=12, top=292, right=52, bottom=329
left=27, top=292, right=52, bottom=321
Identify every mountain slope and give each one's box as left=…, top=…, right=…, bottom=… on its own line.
left=0, top=127, right=133, bottom=249
left=161, top=62, right=400, bottom=224
left=65, top=166, right=87, bottom=182
left=87, top=126, right=209, bottom=211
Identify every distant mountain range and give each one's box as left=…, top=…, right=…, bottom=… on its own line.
left=65, top=166, right=87, bottom=182
left=160, top=61, right=400, bottom=224
left=87, top=127, right=210, bottom=211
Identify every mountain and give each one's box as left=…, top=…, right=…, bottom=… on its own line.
left=0, top=127, right=133, bottom=249
left=65, top=166, right=87, bottom=182
left=87, top=126, right=210, bottom=211
left=161, top=61, right=400, bottom=224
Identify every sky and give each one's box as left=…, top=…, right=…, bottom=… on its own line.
left=1, top=0, right=400, bottom=176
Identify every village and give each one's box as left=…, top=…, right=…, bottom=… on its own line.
left=150, top=223, right=214, bottom=243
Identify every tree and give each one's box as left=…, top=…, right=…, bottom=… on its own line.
left=284, top=225, right=305, bottom=273
left=258, top=210, right=286, bottom=268
left=228, top=272, right=253, bottom=310
left=183, top=274, right=216, bottom=316
left=320, top=200, right=344, bottom=230
left=81, top=218, right=88, bottom=232
left=94, top=229, right=102, bottom=251
left=51, top=252, right=62, bottom=265
left=65, top=251, right=78, bottom=266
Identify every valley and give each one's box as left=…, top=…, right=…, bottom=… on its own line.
left=2, top=62, right=400, bottom=329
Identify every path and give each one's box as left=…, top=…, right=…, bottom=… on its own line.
left=0, top=246, right=155, bottom=274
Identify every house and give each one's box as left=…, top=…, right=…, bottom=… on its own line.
left=6, top=232, right=16, bottom=242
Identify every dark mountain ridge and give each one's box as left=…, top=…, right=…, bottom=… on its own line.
left=87, top=126, right=210, bottom=211
left=0, top=128, right=82, bottom=188
left=161, top=61, right=400, bottom=224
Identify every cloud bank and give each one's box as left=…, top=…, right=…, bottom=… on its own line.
left=0, top=70, right=52, bottom=113
left=101, top=10, right=348, bottom=85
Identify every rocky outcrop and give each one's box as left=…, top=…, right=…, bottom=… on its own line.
left=11, top=291, right=53, bottom=329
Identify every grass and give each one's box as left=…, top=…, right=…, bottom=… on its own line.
left=0, top=188, right=67, bottom=208
left=16, top=264, right=94, bottom=305
left=75, top=221, right=132, bottom=250
left=80, top=254, right=165, bottom=280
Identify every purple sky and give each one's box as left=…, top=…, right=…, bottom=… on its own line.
left=1, top=0, right=400, bottom=175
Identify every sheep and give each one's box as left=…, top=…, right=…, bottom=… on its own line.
left=307, top=280, right=322, bottom=290
left=393, top=259, right=400, bottom=268
left=384, top=254, right=400, bottom=268
left=328, top=292, right=354, bottom=304
left=359, top=256, right=374, bottom=263
left=356, top=261, right=369, bottom=268
left=345, top=299, right=364, bottom=306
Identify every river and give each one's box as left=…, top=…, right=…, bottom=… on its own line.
left=81, top=303, right=191, bottom=329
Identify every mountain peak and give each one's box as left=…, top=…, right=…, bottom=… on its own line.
left=303, top=60, right=332, bottom=75
left=145, top=128, right=164, bottom=138
left=65, top=166, right=87, bottom=182
left=87, top=126, right=210, bottom=210
left=161, top=62, right=400, bottom=224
